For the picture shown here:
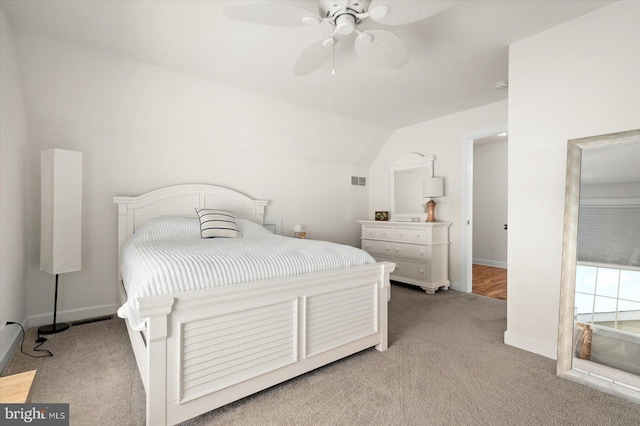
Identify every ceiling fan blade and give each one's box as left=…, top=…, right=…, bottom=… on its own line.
left=354, top=30, right=408, bottom=69
left=293, top=38, right=338, bottom=76
left=224, top=2, right=322, bottom=27
left=368, top=0, right=458, bottom=26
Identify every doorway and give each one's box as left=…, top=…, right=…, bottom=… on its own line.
left=462, top=130, right=508, bottom=299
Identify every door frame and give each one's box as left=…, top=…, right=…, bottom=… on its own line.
left=459, top=126, right=508, bottom=293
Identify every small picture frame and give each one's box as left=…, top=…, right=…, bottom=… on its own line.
left=375, top=211, right=389, bottom=221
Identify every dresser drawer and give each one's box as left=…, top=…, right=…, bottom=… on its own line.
left=392, top=228, right=427, bottom=243
left=392, top=243, right=427, bottom=261
left=362, top=226, right=392, bottom=240
left=393, top=259, right=427, bottom=279
left=361, top=239, right=392, bottom=255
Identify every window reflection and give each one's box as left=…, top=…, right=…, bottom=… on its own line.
left=576, top=265, right=596, bottom=294
left=620, top=270, right=640, bottom=302
left=595, top=268, right=619, bottom=298
left=575, top=264, right=640, bottom=330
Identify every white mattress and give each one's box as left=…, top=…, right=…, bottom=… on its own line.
left=118, top=217, right=375, bottom=330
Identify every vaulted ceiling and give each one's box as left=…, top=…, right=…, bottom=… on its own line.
left=2, top=0, right=613, bottom=128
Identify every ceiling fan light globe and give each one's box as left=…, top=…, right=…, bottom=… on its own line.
left=335, top=14, right=356, bottom=35
left=357, top=32, right=374, bottom=44
left=369, top=5, right=390, bottom=20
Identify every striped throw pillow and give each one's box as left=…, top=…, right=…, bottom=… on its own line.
left=195, top=208, right=243, bottom=238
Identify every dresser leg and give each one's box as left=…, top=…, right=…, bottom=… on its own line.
left=421, top=287, right=436, bottom=295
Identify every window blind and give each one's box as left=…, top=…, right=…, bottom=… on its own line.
left=577, top=205, right=640, bottom=267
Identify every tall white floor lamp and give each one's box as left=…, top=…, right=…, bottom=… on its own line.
left=40, top=149, right=82, bottom=334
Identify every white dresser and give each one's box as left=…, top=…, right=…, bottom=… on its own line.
left=358, top=220, right=452, bottom=294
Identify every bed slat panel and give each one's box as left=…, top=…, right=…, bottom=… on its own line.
left=180, top=300, right=297, bottom=402
left=183, top=318, right=292, bottom=362
left=305, top=283, right=377, bottom=357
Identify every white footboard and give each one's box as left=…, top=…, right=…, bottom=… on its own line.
left=134, top=262, right=393, bottom=426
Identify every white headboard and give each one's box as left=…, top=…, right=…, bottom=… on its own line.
left=113, top=184, right=269, bottom=256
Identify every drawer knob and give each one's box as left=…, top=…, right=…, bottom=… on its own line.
left=420, top=252, right=424, bottom=256
left=395, top=249, right=399, bottom=252
left=385, top=247, right=390, bottom=251
left=420, top=269, right=425, bottom=273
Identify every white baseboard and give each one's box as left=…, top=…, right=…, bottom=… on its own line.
left=473, top=259, right=507, bottom=269
left=448, top=281, right=466, bottom=292
left=0, top=317, right=28, bottom=373
left=28, top=303, right=119, bottom=328
left=504, top=330, right=557, bottom=360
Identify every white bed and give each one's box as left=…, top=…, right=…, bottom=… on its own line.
left=113, top=184, right=394, bottom=426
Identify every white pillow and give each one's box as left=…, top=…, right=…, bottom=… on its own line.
left=195, top=208, right=242, bottom=238
left=236, top=218, right=277, bottom=237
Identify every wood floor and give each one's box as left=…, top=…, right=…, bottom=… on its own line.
left=473, top=264, right=507, bottom=300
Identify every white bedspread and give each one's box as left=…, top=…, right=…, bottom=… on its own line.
left=118, top=217, right=375, bottom=330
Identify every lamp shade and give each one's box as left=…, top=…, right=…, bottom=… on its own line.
left=40, top=149, right=82, bottom=275
left=423, top=177, right=444, bottom=198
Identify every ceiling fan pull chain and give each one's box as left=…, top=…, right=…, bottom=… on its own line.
left=331, top=28, right=337, bottom=76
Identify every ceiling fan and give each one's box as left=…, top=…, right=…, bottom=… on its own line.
left=224, top=0, right=458, bottom=76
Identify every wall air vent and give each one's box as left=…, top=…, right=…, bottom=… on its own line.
left=70, top=315, right=114, bottom=326
left=351, top=176, right=366, bottom=186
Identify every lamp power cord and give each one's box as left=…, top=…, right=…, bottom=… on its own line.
left=6, top=322, right=53, bottom=358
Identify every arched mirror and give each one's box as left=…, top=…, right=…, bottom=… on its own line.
left=557, top=129, right=640, bottom=404
left=389, top=153, right=435, bottom=220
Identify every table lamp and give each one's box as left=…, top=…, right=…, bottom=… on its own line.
left=423, top=177, right=443, bottom=223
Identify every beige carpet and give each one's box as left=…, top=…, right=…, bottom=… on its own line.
left=3, top=285, right=640, bottom=425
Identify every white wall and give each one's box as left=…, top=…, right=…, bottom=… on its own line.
left=473, top=141, right=508, bottom=267
left=368, top=100, right=508, bottom=289
left=507, top=0, right=640, bottom=359
left=0, top=8, right=29, bottom=369
left=14, top=30, right=393, bottom=326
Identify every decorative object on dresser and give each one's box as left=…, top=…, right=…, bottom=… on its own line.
left=423, top=177, right=444, bottom=222
left=374, top=211, right=389, bottom=221
left=39, top=149, right=82, bottom=335
left=358, top=220, right=451, bottom=294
